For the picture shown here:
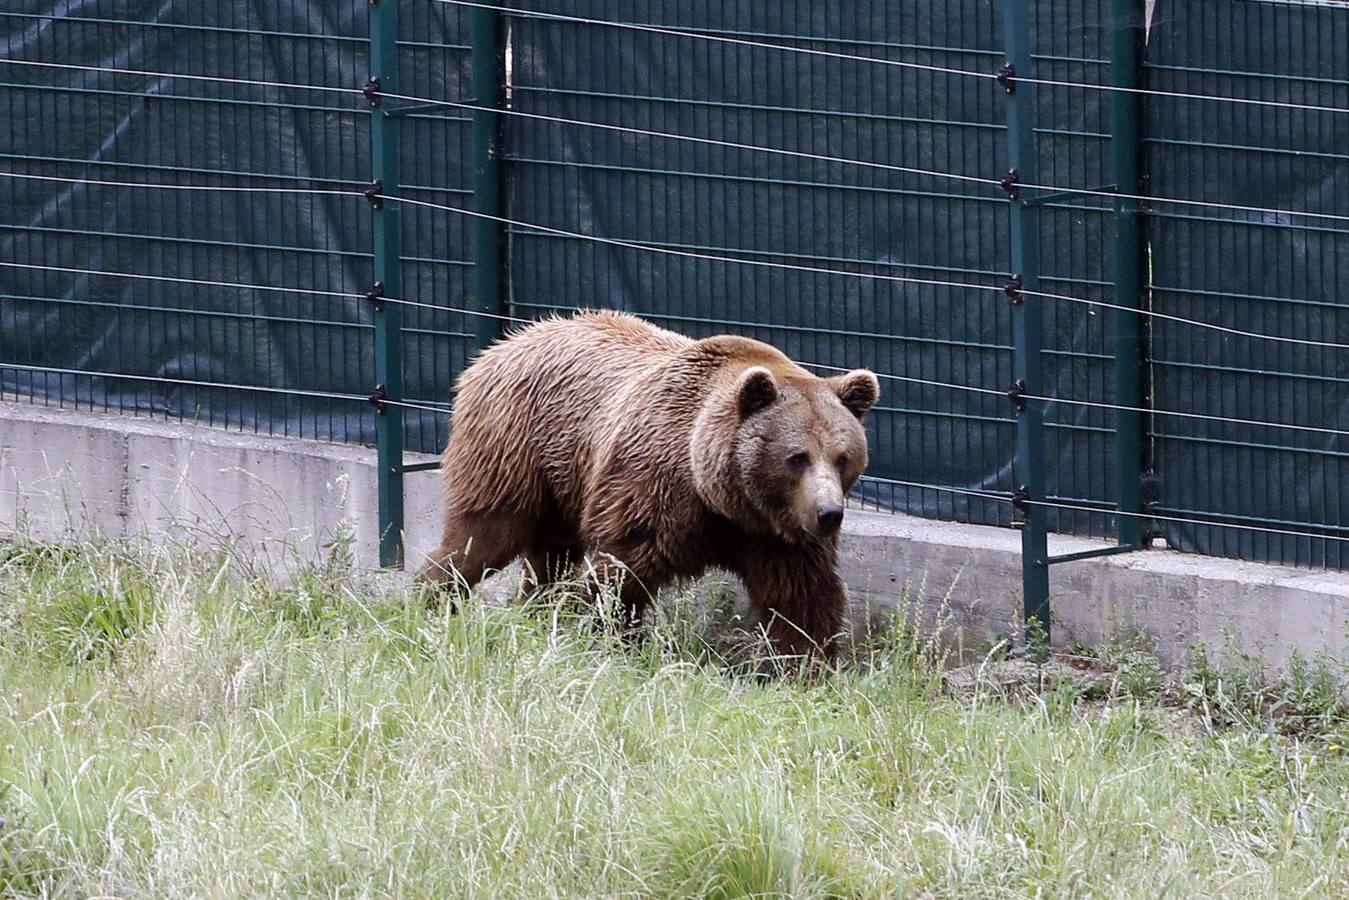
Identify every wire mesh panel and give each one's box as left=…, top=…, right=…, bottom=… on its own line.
left=396, top=0, right=474, bottom=454
left=1144, top=0, right=1349, bottom=567
left=0, top=1, right=472, bottom=455
left=505, top=0, right=1015, bottom=527
left=1032, top=0, right=1118, bottom=540
left=0, top=1, right=376, bottom=440
left=504, top=0, right=1125, bottom=536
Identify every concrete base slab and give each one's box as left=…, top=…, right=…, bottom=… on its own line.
left=2, top=401, right=1345, bottom=670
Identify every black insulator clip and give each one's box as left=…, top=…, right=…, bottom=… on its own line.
left=1012, top=484, right=1031, bottom=516
left=999, top=168, right=1020, bottom=200
left=1004, top=273, right=1024, bottom=304
left=1007, top=378, right=1027, bottom=411
left=996, top=62, right=1016, bottom=93
left=362, top=76, right=382, bottom=107
left=364, top=179, right=384, bottom=209
left=368, top=383, right=388, bottom=414
left=367, top=281, right=386, bottom=312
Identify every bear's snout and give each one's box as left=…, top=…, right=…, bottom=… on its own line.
left=791, top=460, right=847, bottom=538
left=816, top=505, right=844, bottom=535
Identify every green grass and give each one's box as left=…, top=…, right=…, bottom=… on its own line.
left=1, top=535, right=1346, bottom=898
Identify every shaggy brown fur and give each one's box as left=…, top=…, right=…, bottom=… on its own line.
left=419, top=311, right=879, bottom=661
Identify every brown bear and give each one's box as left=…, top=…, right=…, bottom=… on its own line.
left=419, top=311, right=879, bottom=661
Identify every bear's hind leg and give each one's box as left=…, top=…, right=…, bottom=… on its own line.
left=417, top=511, right=532, bottom=592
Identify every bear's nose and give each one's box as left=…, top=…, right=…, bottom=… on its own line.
left=816, top=505, right=844, bottom=534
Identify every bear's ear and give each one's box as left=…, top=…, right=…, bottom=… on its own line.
left=830, top=369, right=880, bottom=419
left=735, top=366, right=779, bottom=418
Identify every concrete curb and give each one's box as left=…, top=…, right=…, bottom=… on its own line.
left=2, top=400, right=1345, bottom=669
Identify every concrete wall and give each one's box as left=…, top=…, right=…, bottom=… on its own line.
left=841, top=509, right=1348, bottom=669
left=2, top=401, right=1345, bottom=669
left=0, top=402, right=445, bottom=573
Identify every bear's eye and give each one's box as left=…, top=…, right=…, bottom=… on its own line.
left=787, top=452, right=811, bottom=474
left=836, top=454, right=849, bottom=472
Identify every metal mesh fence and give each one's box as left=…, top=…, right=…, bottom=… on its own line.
left=0, top=0, right=472, bottom=454
left=1144, top=0, right=1349, bottom=568
left=1, top=1, right=375, bottom=439
left=508, top=3, right=1016, bottom=520
left=2, top=0, right=1347, bottom=575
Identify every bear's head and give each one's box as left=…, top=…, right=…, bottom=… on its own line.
left=691, top=362, right=880, bottom=542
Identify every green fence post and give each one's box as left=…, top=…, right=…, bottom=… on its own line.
left=471, top=6, right=507, bottom=349
left=1112, top=0, right=1148, bottom=549
left=1001, top=0, right=1050, bottom=641
left=369, top=0, right=405, bottom=568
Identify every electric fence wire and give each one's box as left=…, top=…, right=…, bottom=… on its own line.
left=864, top=475, right=1349, bottom=544
left=3, top=259, right=1346, bottom=441
left=1030, top=498, right=1349, bottom=543
left=3, top=172, right=1348, bottom=437
left=4, top=55, right=1349, bottom=225
left=0, top=361, right=369, bottom=404
left=428, top=0, right=1349, bottom=117
left=0, top=260, right=536, bottom=326
left=6, top=2, right=1346, bottom=118
left=0, top=360, right=457, bottom=415
left=375, top=94, right=1349, bottom=226
left=387, top=187, right=1349, bottom=351
left=22, top=166, right=1347, bottom=353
